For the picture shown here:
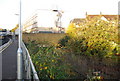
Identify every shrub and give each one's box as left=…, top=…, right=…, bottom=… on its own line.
left=26, top=42, right=77, bottom=80
left=58, top=35, right=71, bottom=47
left=64, top=16, right=119, bottom=58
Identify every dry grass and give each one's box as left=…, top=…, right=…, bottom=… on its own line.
left=23, top=33, right=66, bottom=45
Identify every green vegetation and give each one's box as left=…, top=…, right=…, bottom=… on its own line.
left=26, top=40, right=78, bottom=80
left=23, top=33, right=66, bottom=45
left=65, top=16, right=119, bottom=58
left=63, top=16, right=119, bottom=79
left=23, top=16, right=119, bottom=80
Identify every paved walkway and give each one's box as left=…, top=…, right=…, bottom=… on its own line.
left=1, top=39, right=18, bottom=80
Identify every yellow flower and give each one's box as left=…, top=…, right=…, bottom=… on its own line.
left=40, top=68, right=42, bottom=70
left=50, top=75, right=54, bottom=79
left=52, top=60, right=55, bottom=62
left=44, top=67, right=48, bottom=69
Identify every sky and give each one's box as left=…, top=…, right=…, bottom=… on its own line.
left=0, top=0, right=119, bottom=30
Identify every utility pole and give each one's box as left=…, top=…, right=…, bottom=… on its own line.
left=17, top=0, right=23, bottom=80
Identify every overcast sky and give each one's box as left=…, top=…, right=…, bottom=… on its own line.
left=0, top=0, right=119, bottom=30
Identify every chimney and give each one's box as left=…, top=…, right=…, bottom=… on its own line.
left=100, top=12, right=102, bottom=16
left=86, top=12, right=88, bottom=18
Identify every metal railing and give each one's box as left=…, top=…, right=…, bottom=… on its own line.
left=21, top=41, right=39, bottom=81
left=0, top=39, right=12, bottom=53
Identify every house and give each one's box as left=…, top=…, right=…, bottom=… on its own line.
left=86, top=12, right=118, bottom=20
left=70, top=12, right=119, bottom=26
left=70, top=18, right=86, bottom=24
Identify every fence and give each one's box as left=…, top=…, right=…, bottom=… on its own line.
left=21, top=41, right=39, bottom=81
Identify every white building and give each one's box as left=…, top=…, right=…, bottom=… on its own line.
left=23, top=10, right=65, bottom=33
left=14, top=27, right=19, bottom=35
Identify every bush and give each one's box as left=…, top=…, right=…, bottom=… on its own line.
left=64, top=16, right=119, bottom=58
left=26, top=42, right=77, bottom=80
left=61, top=16, right=119, bottom=79
left=58, top=35, right=71, bottom=47
left=26, top=40, right=39, bottom=55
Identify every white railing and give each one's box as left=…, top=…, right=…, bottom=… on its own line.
left=21, top=41, right=39, bottom=81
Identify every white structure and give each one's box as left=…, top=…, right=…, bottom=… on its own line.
left=23, top=10, right=65, bottom=33
left=15, top=27, right=19, bottom=35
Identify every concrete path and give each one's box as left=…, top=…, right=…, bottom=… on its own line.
left=1, top=39, right=18, bottom=80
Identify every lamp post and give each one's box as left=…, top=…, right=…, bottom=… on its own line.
left=17, top=0, right=23, bottom=80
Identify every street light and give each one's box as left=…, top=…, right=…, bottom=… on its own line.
left=17, top=0, right=23, bottom=80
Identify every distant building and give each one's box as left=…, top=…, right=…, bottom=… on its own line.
left=70, top=12, right=119, bottom=25
left=86, top=12, right=118, bottom=20
left=70, top=18, right=86, bottom=26
left=14, top=28, right=19, bottom=35
left=23, top=10, right=65, bottom=33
